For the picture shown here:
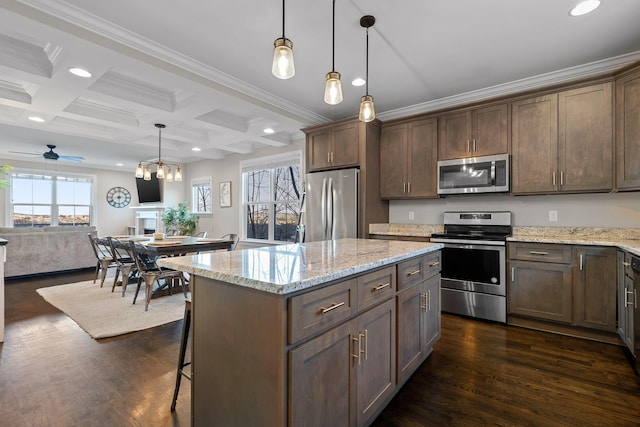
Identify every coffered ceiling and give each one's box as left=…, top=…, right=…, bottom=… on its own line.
left=0, top=0, right=639, bottom=171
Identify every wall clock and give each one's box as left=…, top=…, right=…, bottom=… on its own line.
left=106, top=186, right=132, bottom=208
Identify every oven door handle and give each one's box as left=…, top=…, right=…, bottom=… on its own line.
left=430, top=240, right=506, bottom=249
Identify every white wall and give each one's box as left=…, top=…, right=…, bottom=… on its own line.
left=184, top=138, right=305, bottom=240
left=389, top=192, right=640, bottom=227
left=0, top=157, right=187, bottom=236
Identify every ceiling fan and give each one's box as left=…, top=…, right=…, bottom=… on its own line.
left=10, top=144, right=85, bottom=162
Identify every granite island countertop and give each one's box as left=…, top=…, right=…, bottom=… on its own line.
left=157, top=238, right=443, bottom=295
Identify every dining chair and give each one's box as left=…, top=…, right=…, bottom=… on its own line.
left=88, top=234, right=115, bottom=287
left=220, top=233, right=239, bottom=251
left=129, top=241, right=188, bottom=311
left=195, top=231, right=207, bottom=238
left=106, top=237, right=138, bottom=297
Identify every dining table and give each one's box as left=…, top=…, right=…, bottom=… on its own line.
left=105, top=235, right=235, bottom=256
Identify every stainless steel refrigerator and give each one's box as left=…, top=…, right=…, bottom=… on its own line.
left=305, top=168, right=359, bottom=242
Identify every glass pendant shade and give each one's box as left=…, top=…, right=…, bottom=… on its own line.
left=174, top=167, right=183, bottom=182
left=135, top=163, right=144, bottom=178
left=156, top=163, right=165, bottom=179
left=324, top=72, right=343, bottom=105
left=166, top=167, right=173, bottom=182
left=272, top=38, right=295, bottom=79
left=143, top=165, right=152, bottom=181
left=359, top=95, right=375, bottom=122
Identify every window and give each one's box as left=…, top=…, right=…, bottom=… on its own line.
left=10, top=172, right=93, bottom=227
left=241, top=152, right=302, bottom=243
left=191, top=177, right=212, bottom=214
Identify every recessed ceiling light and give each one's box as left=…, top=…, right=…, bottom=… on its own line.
left=263, top=128, right=275, bottom=134
left=28, top=116, right=45, bottom=123
left=570, top=0, right=601, bottom=16
left=116, top=163, right=124, bottom=166
left=68, top=67, right=92, bottom=78
left=352, top=78, right=366, bottom=87
left=192, top=147, right=201, bottom=152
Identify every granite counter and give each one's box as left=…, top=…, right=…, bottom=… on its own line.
left=157, top=237, right=443, bottom=294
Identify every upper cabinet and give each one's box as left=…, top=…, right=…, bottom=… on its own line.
left=438, top=103, right=509, bottom=160
left=380, top=117, right=438, bottom=199
left=305, top=120, right=360, bottom=171
left=512, top=82, right=613, bottom=194
left=616, top=67, right=640, bottom=191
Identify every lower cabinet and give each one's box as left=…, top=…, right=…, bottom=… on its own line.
left=289, top=298, right=396, bottom=427
left=396, top=274, right=441, bottom=384
left=617, top=251, right=634, bottom=352
left=508, top=242, right=617, bottom=339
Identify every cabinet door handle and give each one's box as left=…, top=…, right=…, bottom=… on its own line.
left=428, top=261, right=440, bottom=268
left=352, top=336, right=361, bottom=365
left=320, top=301, right=345, bottom=314
left=407, top=182, right=411, bottom=193
left=372, top=282, right=391, bottom=292
left=361, top=330, right=368, bottom=361
left=579, top=254, right=583, bottom=271
left=552, top=171, right=556, bottom=187
left=467, top=139, right=471, bottom=152
left=403, top=182, right=407, bottom=193
left=529, top=251, right=548, bottom=256
left=473, top=138, right=477, bottom=152
left=560, top=170, right=564, bottom=187
left=407, top=269, right=421, bottom=277
left=625, top=289, right=634, bottom=307
left=511, top=267, right=515, bottom=282
left=327, top=152, right=331, bottom=163
left=421, top=292, right=427, bottom=312
left=623, top=262, right=631, bottom=267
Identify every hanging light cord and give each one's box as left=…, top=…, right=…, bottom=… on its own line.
left=331, top=0, right=336, bottom=72
left=158, top=126, right=162, bottom=163
left=365, top=25, right=369, bottom=96
left=282, top=0, right=286, bottom=38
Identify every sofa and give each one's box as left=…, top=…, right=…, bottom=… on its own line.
left=0, top=226, right=97, bottom=278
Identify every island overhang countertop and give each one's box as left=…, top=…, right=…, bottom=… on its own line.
left=157, top=238, right=443, bottom=295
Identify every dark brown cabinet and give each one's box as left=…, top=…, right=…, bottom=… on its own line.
left=615, top=67, right=640, bottom=190
left=438, top=103, right=508, bottom=160
left=508, top=242, right=617, bottom=340
left=512, top=82, right=613, bottom=194
left=380, top=117, right=438, bottom=199
left=573, top=246, right=616, bottom=332
left=396, top=253, right=441, bottom=385
left=305, top=120, right=360, bottom=171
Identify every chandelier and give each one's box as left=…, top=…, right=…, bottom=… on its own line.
left=135, top=124, right=182, bottom=182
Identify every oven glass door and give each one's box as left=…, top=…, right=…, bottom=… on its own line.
left=440, top=243, right=505, bottom=295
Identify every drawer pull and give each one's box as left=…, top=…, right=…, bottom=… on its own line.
left=623, top=262, right=631, bottom=267
left=407, top=269, right=421, bottom=277
left=529, top=251, right=548, bottom=256
left=372, top=282, right=391, bottom=292
left=428, top=261, right=440, bottom=268
left=320, top=301, right=345, bottom=314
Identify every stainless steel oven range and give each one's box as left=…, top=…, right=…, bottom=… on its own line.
left=430, top=211, right=512, bottom=323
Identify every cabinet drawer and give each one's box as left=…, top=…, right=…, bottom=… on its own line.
left=358, top=266, right=396, bottom=311
left=288, top=279, right=357, bottom=344
left=508, top=243, right=572, bottom=264
left=397, top=253, right=440, bottom=291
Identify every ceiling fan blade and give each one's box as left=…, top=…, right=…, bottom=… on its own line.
left=59, top=155, right=84, bottom=162
left=8, top=150, right=40, bottom=156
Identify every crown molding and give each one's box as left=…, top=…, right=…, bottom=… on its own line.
left=378, top=51, right=640, bottom=121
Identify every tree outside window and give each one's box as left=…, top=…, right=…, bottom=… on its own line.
left=191, top=177, right=212, bottom=214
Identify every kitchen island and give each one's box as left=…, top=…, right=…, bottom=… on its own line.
left=158, top=238, right=442, bottom=427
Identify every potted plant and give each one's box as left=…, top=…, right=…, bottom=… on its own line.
left=162, top=200, right=200, bottom=236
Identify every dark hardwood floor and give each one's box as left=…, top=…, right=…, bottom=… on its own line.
left=1, top=272, right=639, bottom=426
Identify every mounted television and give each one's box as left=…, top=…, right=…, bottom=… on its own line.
left=135, top=172, right=162, bottom=203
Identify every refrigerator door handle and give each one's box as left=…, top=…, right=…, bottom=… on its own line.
left=321, top=178, right=327, bottom=239
left=327, top=178, right=334, bottom=239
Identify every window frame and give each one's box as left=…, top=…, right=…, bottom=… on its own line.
left=191, top=176, right=213, bottom=215
left=240, top=151, right=303, bottom=244
left=6, top=168, right=96, bottom=227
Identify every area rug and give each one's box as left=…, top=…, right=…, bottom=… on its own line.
left=36, top=280, right=188, bottom=339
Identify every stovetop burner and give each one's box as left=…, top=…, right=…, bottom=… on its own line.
left=431, top=211, right=513, bottom=242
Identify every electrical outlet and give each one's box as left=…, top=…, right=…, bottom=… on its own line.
left=548, top=210, right=558, bottom=222
left=409, top=211, right=415, bottom=220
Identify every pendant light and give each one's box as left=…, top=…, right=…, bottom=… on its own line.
left=272, top=0, right=295, bottom=79
left=358, top=15, right=376, bottom=122
left=324, top=0, right=343, bottom=105
left=135, top=124, right=182, bottom=182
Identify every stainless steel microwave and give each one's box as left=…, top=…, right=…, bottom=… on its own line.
left=437, top=154, right=509, bottom=195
